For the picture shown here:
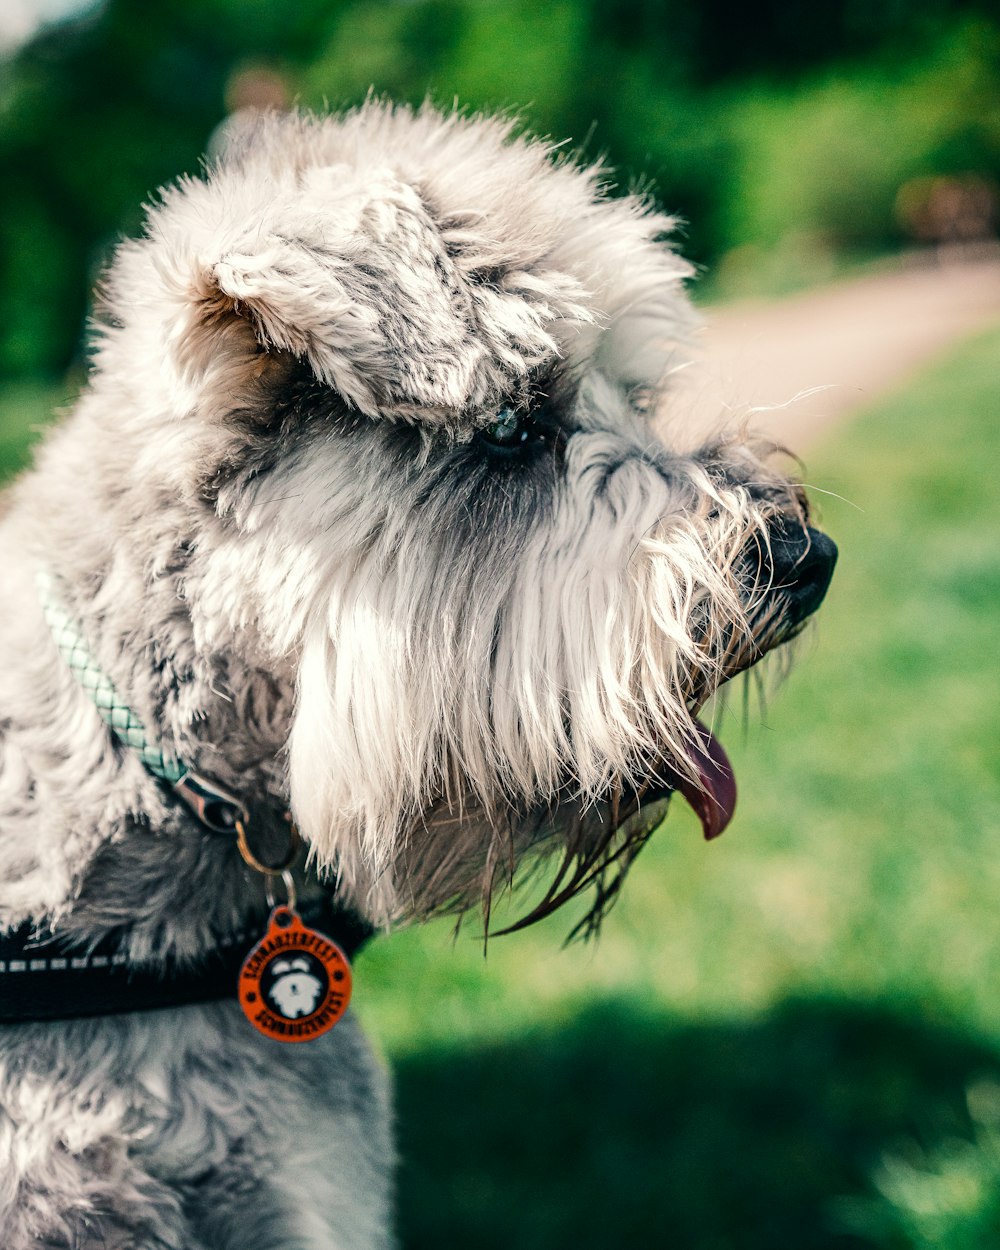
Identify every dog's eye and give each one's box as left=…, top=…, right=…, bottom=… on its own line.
left=477, top=407, right=535, bottom=450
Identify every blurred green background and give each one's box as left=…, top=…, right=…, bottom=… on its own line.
left=2, top=0, right=999, bottom=387
left=2, top=2, right=999, bottom=1246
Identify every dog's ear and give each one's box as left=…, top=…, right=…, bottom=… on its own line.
left=164, top=156, right=602, bottom=420
left=178, top=165, right=402, bottom=415
left=172, top=163, right=581, bottom=419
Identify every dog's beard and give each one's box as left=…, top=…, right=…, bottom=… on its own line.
left=284, top=451, right=781, bottom=928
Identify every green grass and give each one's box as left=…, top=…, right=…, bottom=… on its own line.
left=354, top=324, right=1000, bottom=1248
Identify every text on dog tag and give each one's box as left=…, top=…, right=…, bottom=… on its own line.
left=238, top=906, right=352, bottom=1043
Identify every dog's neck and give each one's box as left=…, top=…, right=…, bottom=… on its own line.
left=0, top=438, right=301, bottom=952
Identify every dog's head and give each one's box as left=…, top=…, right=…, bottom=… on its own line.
left=90, top=102, right=835, bottom=929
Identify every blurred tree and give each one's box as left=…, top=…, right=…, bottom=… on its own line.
left=589, top=0, right=996, bottom=84
left=0, top=0, right=348, bottom=379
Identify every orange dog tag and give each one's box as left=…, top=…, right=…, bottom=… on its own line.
left=238, top=906, right=352, bottom=1043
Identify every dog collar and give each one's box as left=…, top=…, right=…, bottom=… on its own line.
left=2, top=571, right=373, bottom=1040
left=0, top=894, right=371, bottom=1025
left=37, top=570, right=250, bottom=832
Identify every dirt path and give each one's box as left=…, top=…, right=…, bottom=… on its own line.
left=678, top=254, right=1000, bottom=451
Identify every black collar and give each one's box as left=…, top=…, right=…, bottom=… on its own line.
left=0, top=894, right=372, bottom=1024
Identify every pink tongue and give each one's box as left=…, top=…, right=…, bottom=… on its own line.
left=674, top=720, right=737, bottom=841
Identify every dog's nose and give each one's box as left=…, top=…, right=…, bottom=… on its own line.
left=765, top=520, right=838, bottom=628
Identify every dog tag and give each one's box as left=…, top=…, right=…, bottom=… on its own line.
left=238, top=906, right=352, bottom=1043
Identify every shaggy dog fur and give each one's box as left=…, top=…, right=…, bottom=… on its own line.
left=0, top=102, right=835, bottom=1248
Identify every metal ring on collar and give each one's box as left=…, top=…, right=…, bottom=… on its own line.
left=235, top=817, right=301, bottom=876
left=265, top=869, right=298, bottom=911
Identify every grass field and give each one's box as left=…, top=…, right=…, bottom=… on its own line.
left=1, top=324, right=998, bottom=1247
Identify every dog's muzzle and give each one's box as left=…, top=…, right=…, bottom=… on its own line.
left=641, top=520, right=838, bottom=845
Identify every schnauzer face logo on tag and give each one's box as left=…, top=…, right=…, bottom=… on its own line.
left=267, top=956, right=324, bottom=1017
left=238, top=906, right=352, bottom=1043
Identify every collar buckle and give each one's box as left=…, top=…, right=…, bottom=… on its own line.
left=173, top=770, right=248, bottom=834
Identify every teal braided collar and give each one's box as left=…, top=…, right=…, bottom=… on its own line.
left=36, top=569, right=247, bottom=834
left=37, top=570, right=185, bottom=785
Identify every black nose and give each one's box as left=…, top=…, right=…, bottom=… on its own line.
left=765, top=521, right=838, bottom=628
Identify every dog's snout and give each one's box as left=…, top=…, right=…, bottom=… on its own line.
left=764, top=521, right=838, bottom=627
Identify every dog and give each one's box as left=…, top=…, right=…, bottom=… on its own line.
left=0, top=101, right=836, bottom=1248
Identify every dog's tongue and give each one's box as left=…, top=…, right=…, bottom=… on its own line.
left=673, top=720, right=737, bottom=840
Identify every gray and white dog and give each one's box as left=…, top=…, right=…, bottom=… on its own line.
left=0, top=102, right=835, bottom=1248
